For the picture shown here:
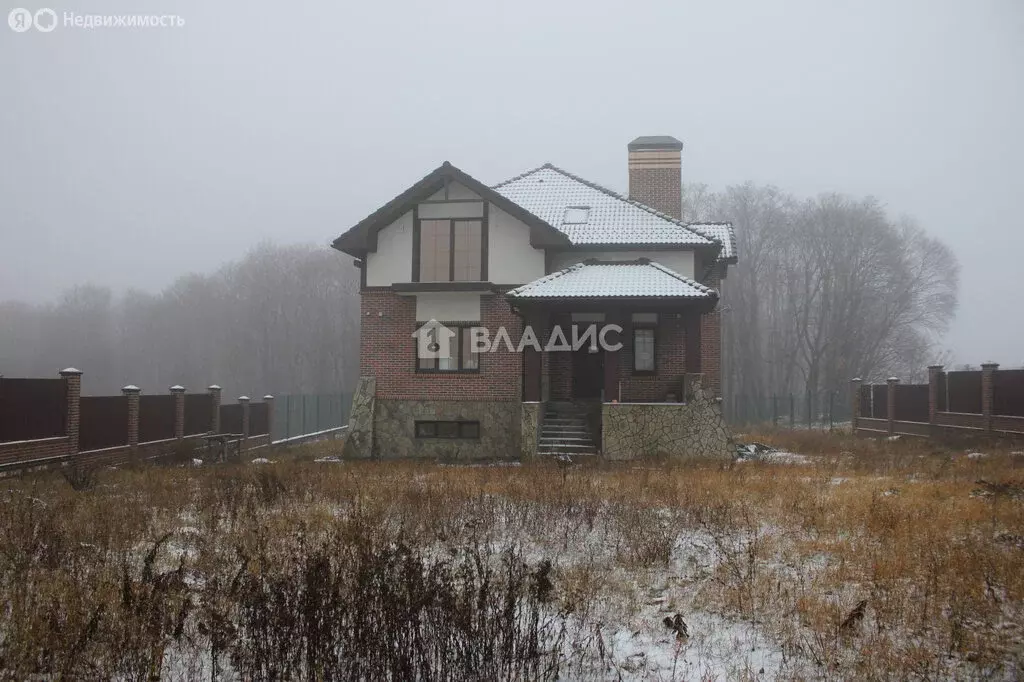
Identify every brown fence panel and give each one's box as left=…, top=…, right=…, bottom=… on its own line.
left=79, top=396, right=128, bottom=451
left=947, top=371, right=982, bottom=414
left=220, top=403, right=244, bottom=435
left=0, top=378, right=66, bottom=442
left=139, top=395, right=176, bottom=443
left=184, top=394, right=213, bottom=435
left=249, top=403, right=269, bottom=436
left=993, top=369, right=1024, bottom=418
left=871, top=384, right=888, bottom=419
left=894, top=384, right=929, bottom=423
left=859, top=385, right=872, bottom=419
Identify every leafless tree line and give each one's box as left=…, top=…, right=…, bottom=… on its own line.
left=0, top=243, right=361, bottom=397
left=684, top=183, right=959, bottom=406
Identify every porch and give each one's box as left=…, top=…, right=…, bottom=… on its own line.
left=506, top=259, right=725, bottom=459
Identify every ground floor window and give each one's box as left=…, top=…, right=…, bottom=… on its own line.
left=416, top=325, right=480, bottom=372
left=633, top=326, right=656, bottom=373
left=415, top=420, right=481, bottom=439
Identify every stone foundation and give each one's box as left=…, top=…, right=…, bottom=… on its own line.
left=602, top=382, right=732, bottom=460
left=344, top=377, right=376, bottom=459
left=520, top=402, right=541, bottom=459
left=373, top=399, right=521, bottom=461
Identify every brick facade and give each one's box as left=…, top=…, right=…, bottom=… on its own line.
left=360, top=290, right=524, bottom=402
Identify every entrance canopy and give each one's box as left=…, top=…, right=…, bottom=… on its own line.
left=506, top=259, right=717, bottom=303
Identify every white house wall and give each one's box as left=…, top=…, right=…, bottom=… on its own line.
left=488, top=204, right=545, bottom=285
left=415, top=292, right=481, bottom=322
left=548, top=250, right=695, bottom=279
left=365, top=211, right=412, bottom=286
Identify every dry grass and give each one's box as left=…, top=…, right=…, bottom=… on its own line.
left=0, top=431, right=1022, bottom=680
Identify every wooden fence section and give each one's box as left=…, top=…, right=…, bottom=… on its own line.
left=0, top=370, right=275, bottom=475
left=852, top=363, right=1024, bottom=440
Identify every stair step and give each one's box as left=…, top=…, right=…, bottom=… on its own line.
left=538, top=442, right=597, bottom=450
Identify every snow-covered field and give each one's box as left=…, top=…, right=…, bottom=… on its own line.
left=1, top=432, right=1021, bottom=680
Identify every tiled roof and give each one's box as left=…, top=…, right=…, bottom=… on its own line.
left=492, top=164, right=718, bottom=247
left=688, top=222, right=736, bottom=261
left=506, top=260, right=718, bottom=300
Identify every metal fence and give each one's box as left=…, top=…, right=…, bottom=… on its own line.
left=272, top=393, right=352, bottom=442
left=725, top=389, right=852, bottom=430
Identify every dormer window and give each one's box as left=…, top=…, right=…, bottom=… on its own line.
left=416, top=218, right=483, bottom=282
left=562, top=206, right=590, bottom=224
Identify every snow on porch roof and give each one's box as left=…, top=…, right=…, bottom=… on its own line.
left=505, top=260, right=718, bottom=300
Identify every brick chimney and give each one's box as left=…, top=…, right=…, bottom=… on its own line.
left=627, top=135, right=683, bottom=220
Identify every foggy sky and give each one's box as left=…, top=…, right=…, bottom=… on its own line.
left=1, top=0, right=1022, bottom=365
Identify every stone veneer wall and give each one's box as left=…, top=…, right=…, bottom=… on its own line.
left=373, top=399, right=521, bottom=461
left=344, top=377, right=376, bottom=459
left=601, top=382, right=732, bottom=460
left=520, top=402, right=541, bottom=459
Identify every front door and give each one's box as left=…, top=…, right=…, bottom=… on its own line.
left=572, top=348, right=604, bottom=400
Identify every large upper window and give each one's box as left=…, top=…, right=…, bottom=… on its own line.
left=417, top=219, right=483, bottom=282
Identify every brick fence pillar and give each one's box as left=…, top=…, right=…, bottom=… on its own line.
left=886, top=376, right=899, bottom=437
left=170, top=385, right=186, bottom=440
left=263, top=395, right=275, bottom=440
left=60, top=368, right=83, bottom=454
left=208, top=385, right=222, bottom=433
left=239, top=396, right=251, bottom=449
left=850, top=377, right=862, bottom=433
left=122, top=385, right=140, bottom=461
left=927, top=365, right=943, bottom=432
left=981, top=362, right=999, bottom=434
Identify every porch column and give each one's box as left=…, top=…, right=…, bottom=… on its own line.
left=685, top=313, right=702, bottom=374
left=603, top=310, right=623, bottom=402
left=523, top=310, right=543, bottom=402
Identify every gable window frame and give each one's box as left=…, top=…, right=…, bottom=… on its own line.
left=412, top=204, right=489, bottom=283
left=632, top=323, right=657, bottom=375
left=415, top=323, right=482, bottom=374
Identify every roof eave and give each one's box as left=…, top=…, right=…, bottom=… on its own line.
left=331, top=162, right=568, bottom=256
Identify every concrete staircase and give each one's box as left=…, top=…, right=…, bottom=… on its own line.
left=538, top=402, right=599, bottom=457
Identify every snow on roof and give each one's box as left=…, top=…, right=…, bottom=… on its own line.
left=506, top=260, right=718, bottom=299
left=688, top=222, right=736, bottom=261
left=493, top=164, right=718, bottom=247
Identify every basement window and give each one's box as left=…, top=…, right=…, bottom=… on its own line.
left=562, top=206, right=590, bottom=224
left=415, top=421, right=481, bottom=439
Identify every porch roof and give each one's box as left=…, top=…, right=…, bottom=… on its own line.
left=506, top=259, right=718, bottom=301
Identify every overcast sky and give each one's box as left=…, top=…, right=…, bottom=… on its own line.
left=1, top=0, right=1022, bottom=364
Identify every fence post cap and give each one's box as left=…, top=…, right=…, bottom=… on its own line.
left=121, top=384, right=141, bottom=393
left=59, top=367, right=83, bottom=376
left=981, top=361, right=1000, bottom=369
left=238, top=395, right=250, bottom=402
left=263, top=394, right=274, bottom=400
left=207, top=384, right=221, bottom=391
left=886, top=376, right=900, bottom=383
left=851, top=377, right=862, bottom=383
left=927, top=364, right=944, bottom=371
left=169, top=385, right=186, bottom=393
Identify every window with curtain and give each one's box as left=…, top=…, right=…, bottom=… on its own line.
left=633, top=327, right=656, bottom=373
left=417, top=219, right=483, bottom=282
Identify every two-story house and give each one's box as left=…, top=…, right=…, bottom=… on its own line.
left=333, top=136, right=736, bottom=460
